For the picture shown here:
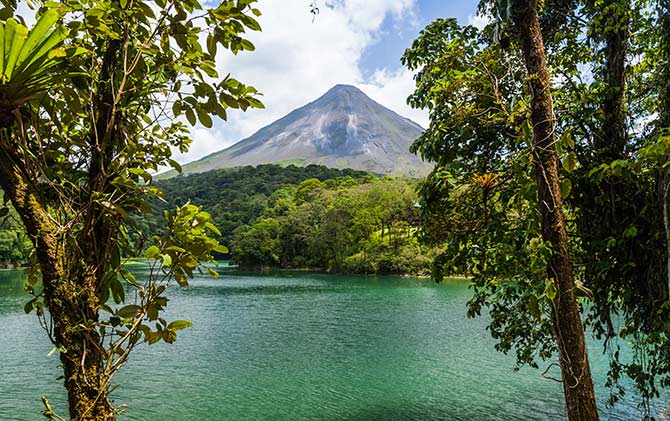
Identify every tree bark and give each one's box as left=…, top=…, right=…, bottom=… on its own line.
left=512, top=1, right=600, bottom=420
left=600, top=0, right=629, bottom=160
left=659, top=0, right=670, bottom=300
left=51, top=274, right=114, bottom=420
left=0, top=149, right=114, bottom=420
left=0, top=33, right=123, bottom=421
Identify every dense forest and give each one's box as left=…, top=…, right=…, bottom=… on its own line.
left=230, top=175, right=436, bottom=274
left=0, top=195, right=30, bottom=268
left=148, top=164, right=371, bottom=244
left=0, top=164, right=434, bottom=274
left=146, top=164, right=435, bottom=274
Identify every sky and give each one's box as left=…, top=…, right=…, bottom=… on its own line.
left=177, top=0, right=481, bottom=164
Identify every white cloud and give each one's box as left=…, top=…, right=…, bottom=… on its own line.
left=467, top=13, right=491, bottom=30
left=187, top=127, right=236, bottom=161
left=170, top=0, right=428, bottom=165
left=359, top=68, right=428, bottom=128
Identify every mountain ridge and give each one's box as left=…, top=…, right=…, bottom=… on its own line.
left=170, top=84, right=431, bottom=178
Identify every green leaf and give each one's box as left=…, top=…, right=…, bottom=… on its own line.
left=246, top=97, right=264, bottom=109
left=174, top=270, right=188, bottom=287
left=161, top=254, right=173, bottom=267
left=167, top=320, right=192, bottom=331
left=240, top=39, right=255, bottom=51
left=205, top=222, right=221, bottom=236
left=15, top=9, right=60, bottom=71
left=110, top=276, right=125, bottom=304
left=544, top=280, right=557, bottom=301
left=23, top=25, right=67, bottom=70
left=197, top=108, right=212, bottom=128
left=116, top=304, right=140, bottom=318
left=562, top=152, right=577, bottom=173
left=147, top=303, right=159, bottom=321
left=559, top=178, right=572, bottom=198
left=120, top=268, right=138, bottom=286
left=206, top=267, right=219, bottom=278
left=521, top=119, right=532, bottom=142
left=623, top=225, right=638, bottom=239
left=0, top=23, right=5, bottom=79
left=213, top=244, right=228, bottom=254
left=145, top=245, right=160, bottom=259
left=110, top=244, right=121, bottom=269
left=4, top=20, right=29, bottom=81
left=27, top=273, right=38, bottom=285
left=168, top=159, right=182, bottom=173
left=559, top=129, right=574, bottom=149
left=24, top=298, right=36, bottom=314
left=206, top=34, right=217, bottom=56
left=606, top=237, right=617, bottom=250
left=129, top=168, right=152, bottom=183
left=185, top=108, right=196, bottom=126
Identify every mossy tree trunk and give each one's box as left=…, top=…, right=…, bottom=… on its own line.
left=0, top=35, right=122, bottom=421
left=511, top=1, right=600, bottom=419
left=0, top=150, right=114, bottom=420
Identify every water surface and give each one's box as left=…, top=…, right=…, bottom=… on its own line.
left=0, top=268, right=666, bottom=420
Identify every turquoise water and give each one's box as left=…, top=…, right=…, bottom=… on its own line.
left=0, top=268, right=666, bottom=420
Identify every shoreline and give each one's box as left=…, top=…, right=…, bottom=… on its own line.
left=227, top=265, right=437, bottom=279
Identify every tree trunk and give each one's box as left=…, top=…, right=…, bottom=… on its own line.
left=0, top=31, right=122, bottom=421
left=600, top=0, right=629, bottom=160
left=0, top=148, right=114, bottom=420
left=659, top=0, right=670, bottom=299
left=48, top=273, right=114, bottom=420
left=512, top=1, right=600, bottom=420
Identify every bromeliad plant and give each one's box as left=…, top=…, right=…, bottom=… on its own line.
left=0, top=10, right=66, bottom=128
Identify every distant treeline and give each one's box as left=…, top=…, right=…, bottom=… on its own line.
left=229, top=175, right=436, bottom=275
left=149, top=164, right=436, bottom=275
left=0, top=165, right=436, bottom=275
left=0, top=195, right=31, bottom=268
left=148, top=164, right=372, bottom=244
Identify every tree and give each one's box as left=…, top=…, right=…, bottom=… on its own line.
left=227, top=174, right=433, bottom=275
left=405, top=0, right=670, bottom=417
left=402, top=3, right=598, bottom=418
left=541, top=0, right=670, bottom=408
left=507, top=1, right=598, bottom=417
left=0, top=1, right=262, bottom=419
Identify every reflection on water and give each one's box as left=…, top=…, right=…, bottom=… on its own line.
left=0, top=267, right=666, bottom=420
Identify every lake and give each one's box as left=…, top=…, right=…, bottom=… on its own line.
left=0, top=267, right=666, bottom=420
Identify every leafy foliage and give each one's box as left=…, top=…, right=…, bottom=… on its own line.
left=0, top=10, right=67, bottom=127
left=404, top=0, right=670, bottom=414
left=0, top=194, right=31, bottom=266
left=229, top=175, right=437, bottom=275
left=148, top=164, right=372, bottom=247
left=0, top=0, right=263, bottom=418
left=403, top=16, right=557, bottom=365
